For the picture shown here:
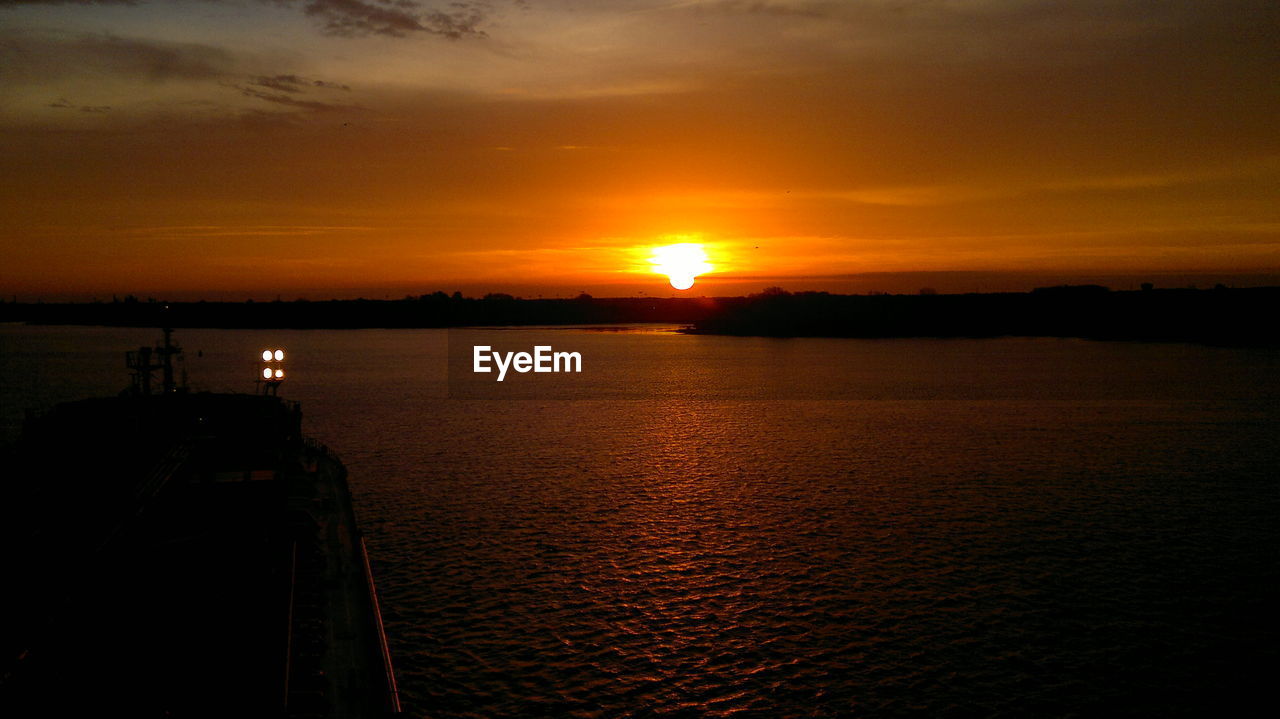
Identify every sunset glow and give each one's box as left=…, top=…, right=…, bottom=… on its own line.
left=0, top=2, right=1275, bottom=298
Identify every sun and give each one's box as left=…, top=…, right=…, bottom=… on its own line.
left=650, top=243, right=713, bottom=290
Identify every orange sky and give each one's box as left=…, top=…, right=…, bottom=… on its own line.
left=2, top=1, right=1278, bottom=299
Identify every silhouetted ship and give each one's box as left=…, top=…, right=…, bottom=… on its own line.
left=1, top=329, right=400, bottom=717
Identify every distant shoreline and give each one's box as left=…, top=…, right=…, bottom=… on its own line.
left=2, top=286, right=1277, bottom=347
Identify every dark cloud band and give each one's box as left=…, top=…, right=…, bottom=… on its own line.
left=0, top=0, right=489, bottom=39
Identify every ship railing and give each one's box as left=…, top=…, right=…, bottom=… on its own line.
left=283, top=540, right=298, bottom=711
left=360, top=535, right=403, bottom=715
left=94, top=436, right=194, bottom=556
left=303, top=436, right=343, bottom=465
left=134, top=437, right=194, bottom=505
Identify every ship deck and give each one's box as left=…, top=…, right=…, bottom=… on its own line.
left=1, top=392, right=398, bottom=717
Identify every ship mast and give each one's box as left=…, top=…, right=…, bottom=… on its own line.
left=161, top=327, right=177, bottom=394
left=126, top=327, right=184, bottom=395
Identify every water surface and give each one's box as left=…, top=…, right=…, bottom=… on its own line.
left=3, top=325, right=1277, bottom=716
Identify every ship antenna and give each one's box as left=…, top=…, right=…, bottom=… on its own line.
left=160, top=327, right=184, bottom=394
left=162, top=328, right=174, bottom=394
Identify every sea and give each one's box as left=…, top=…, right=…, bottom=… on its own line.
left=2, top=324, right=1277, bottom=717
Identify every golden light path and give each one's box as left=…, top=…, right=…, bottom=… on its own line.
left=650, top=243, right=713, bottom=290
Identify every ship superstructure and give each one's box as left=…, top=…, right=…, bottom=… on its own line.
left=1, top=329, right=399, bottom=717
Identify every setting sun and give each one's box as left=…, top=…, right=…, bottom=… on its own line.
left=650, top=243, right=713, bottom=290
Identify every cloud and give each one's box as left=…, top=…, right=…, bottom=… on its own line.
left=0, top=1, right=139, bottom=5
left=0, top=30, right=236, bottom=83
left=0, top=29, right=357, bottom=115
left=248, top=74, right=351, bottom=93
left=684, top=0, right=831, bottom=18
left=234, top=73, right=358, bottom=110
left=0, top=0, right=490, bottom=39
left=301, top=0, right=487, bottom=38
left=47, top=97, right=112, bottom=112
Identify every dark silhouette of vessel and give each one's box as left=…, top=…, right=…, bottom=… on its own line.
left=1, top=329, right=400, bottom=717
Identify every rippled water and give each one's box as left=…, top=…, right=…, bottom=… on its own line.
left=3, top=325, right=1278, bottom=716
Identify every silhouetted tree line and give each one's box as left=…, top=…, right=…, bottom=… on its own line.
left=686, top=285, right=1279, bottom=346
left=0, top=293, right=723, bottom=329
left=2, top=285, right=1276, bottom=346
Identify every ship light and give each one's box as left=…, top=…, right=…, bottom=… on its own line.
left=259, top=348, right=287, bottom=389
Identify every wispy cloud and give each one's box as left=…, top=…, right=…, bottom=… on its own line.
left=301, top=0, right=488, bottom=39
left=1, top=29, right=361, bottom=114
left=0, top=1, right=140, bottom=5
left=678, top=0, right=831, bottom=18
left=47, top=97, right=112, bottom=112
left=123, top=225, right=379, bottom=239
left=233, top=74, right=357, bottom=110
left=249, top=74, right=351, bottom=94
left=0, top=30, right=235, bottom=83
left=0, top=0, right=491, bottom=39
